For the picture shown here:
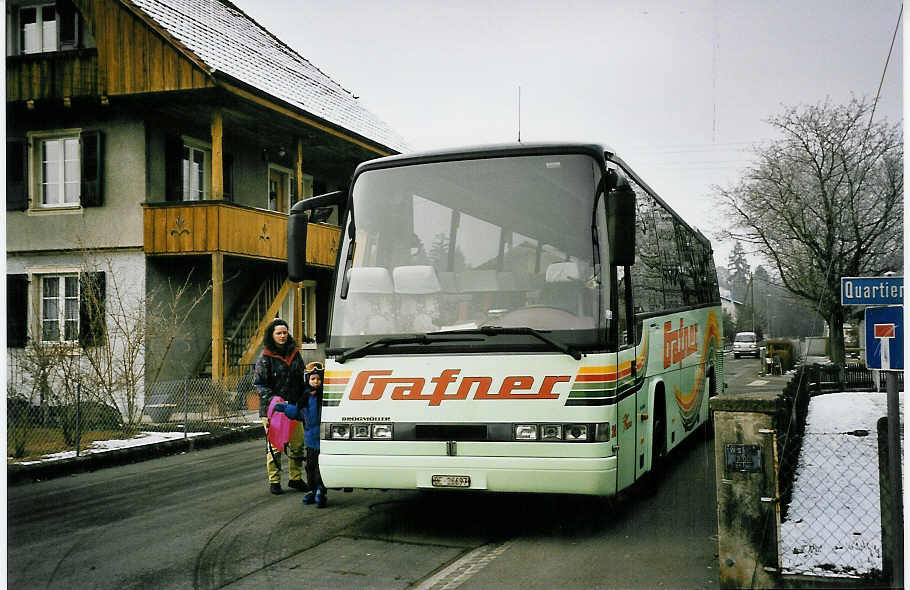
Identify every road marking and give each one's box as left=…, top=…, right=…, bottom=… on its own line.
left=747, top=380, right=769, bottom=386
left=414, top=541, right=513, bottom=590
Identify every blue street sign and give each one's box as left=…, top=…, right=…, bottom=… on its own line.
left=842, top=276, right=904, bottom=305
left=865, top=306, right=903, bottom=370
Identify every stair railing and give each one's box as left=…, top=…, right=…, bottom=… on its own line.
left=222, top=275, right=293, bottom=384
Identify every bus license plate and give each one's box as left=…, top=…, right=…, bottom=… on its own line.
left=432, top=475, right=470, bottom=488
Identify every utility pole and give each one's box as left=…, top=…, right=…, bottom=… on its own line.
left=750, top=271, right=754, bottom=331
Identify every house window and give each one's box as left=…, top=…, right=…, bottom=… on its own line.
left=40, top=274, right=79, bottom=342
left=182, top=144, right=211, bottom=201
left=40, top=135, right=81, bottom=206
left=19, top=2, right=79, bottom=55
left=23, top=129, right=104, bottom=211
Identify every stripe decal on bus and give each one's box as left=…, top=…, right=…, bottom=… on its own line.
left=672, top=310, right=721, bottom=429
left=565, top=332, right=648, bottom=406
left=323, top=370, right=352, bottom=406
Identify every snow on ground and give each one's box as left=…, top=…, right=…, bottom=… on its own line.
left=17, top=430, right=210, bottom=465
left=781, top=391, right=904, bottom=578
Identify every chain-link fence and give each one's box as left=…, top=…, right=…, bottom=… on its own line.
left=7, top=362, right=260, bottom=464
left=776, top=364, right=902, bottom=583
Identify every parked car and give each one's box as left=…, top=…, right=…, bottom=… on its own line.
left=733, top=331, right=760, bottom=359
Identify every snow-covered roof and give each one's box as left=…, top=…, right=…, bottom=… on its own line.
left=128, top=0, right=409, bottom=153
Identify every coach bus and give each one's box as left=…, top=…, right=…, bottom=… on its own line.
left=288, top=143, right=722, bottom=496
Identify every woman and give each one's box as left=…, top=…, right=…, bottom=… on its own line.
left=253, top=318, right=308, bottom=495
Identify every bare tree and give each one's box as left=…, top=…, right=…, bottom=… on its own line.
left=715, top=98, right=903, bottom=364
left=78, top=252, right=212, bottom=430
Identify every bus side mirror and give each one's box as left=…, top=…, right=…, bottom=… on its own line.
left=287, top=191, right=346, bottom=282
left=608, top=180, right=636, bottom=267
left=287, top=209, right=309, bottom=282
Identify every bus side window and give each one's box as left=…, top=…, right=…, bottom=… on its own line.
left=617, top=266, right=630, bottom=348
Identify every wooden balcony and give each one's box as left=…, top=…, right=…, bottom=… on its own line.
left=7, top=48, right=99, bottom=102
left=142, top=201, right=340, bottom=267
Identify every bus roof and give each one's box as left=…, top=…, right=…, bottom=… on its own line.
left=353, top=142, right=616, bottom=174
left=349, top=141, right=713, bottom=252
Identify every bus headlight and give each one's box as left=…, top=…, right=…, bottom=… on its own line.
left=563, top=424, right=588, bottom=441
left=514, top=424, right=538, bottom=440
left=541, top=424, right=563, bottom=440
left=372, top=424, right=393, bottom=439
left=352, top=424, right=371, bottom=439
left=330, top=424, right=351, bottom=439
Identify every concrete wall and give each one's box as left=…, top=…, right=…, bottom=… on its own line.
left=7, top=111, right=146, bottom=252
left=6, top=249, right=148, bottom=418
left=144, top=257, right=214, bottom=383
left=711, top=392, right=783, bottom=589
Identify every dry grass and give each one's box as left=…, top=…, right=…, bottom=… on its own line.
left=7, top=427, right=135, bottom=462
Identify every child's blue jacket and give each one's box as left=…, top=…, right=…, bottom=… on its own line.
left=301, top=383, right=321, bottom=449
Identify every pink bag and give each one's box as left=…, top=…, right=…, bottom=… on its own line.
left=266, top=396, right=294, bottom=450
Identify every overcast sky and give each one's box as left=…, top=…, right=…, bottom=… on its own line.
left=232, top=0, right=903, bottom=268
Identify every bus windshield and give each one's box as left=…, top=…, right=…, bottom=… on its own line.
left=330, top=153, right=608, bottom=354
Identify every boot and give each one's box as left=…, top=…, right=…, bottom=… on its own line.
left=302, top=491, right=315, bottom=505
left=316, top=488, right=327, bottom=508
left=287, top=479, right=309, bottom=492
left=269, top=482, right=282, bottom=495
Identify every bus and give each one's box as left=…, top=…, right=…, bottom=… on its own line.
left=288, top=143, right=722, bottom=496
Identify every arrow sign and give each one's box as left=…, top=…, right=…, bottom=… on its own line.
left=866, top=307, right=903, bottom=370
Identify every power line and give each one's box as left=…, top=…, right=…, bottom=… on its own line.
left=866, top=3, right=902, bottom=134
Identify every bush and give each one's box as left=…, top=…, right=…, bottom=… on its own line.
left=59, top=401, right=123, bottom=430
left=7, top=395, right=34, bottom=459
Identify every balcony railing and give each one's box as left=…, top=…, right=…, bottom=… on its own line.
left=7, top=48, right=99, bottom=102
left=142, top=201, right=340, bottom=266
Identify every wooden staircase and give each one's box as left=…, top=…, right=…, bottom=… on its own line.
left=199, top=272, right=294, bottom=387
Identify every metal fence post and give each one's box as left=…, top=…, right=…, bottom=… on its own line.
left=75, top=382, right=82, bottom=457
left=886, top=371, right=903, bottom=587
left=183, top=377, right=189, bottom=440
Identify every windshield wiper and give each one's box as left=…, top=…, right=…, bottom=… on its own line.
left=335, top=333, right=485, bottom=363
left=436, top=326, right=582, bottom=360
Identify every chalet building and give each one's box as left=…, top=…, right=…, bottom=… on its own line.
left=6, top=0, right=407, bottom=407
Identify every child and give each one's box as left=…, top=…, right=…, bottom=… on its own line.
left=275, top=365, right=327, bottom=507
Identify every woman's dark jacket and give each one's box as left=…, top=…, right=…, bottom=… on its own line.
left=253, top=343, right=306, bottom=418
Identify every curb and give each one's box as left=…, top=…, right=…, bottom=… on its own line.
left=8, top=424, right=265, bottom=485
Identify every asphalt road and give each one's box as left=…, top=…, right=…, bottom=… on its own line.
left=7, top=354, right=765, bottom=590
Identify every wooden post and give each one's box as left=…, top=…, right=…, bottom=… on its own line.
left=294, top=138, right=305, bottom=342
left=211, top=109, right=223, bottom=200
left=294, top=283, right=303, bottom=343
left=212, top=252, right=224, bottom=381
left=295, top=137, right=304, bottom=205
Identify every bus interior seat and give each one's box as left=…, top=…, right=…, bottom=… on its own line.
left=393, top=265, right=442, bottom=332
left=342, top=266, right=396, bottom=334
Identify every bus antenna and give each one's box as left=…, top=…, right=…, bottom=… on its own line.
left=517, top=85, right=521, bottom=143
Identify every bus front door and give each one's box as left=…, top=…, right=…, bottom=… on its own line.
left=616, top=392, right=638, bottom=491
